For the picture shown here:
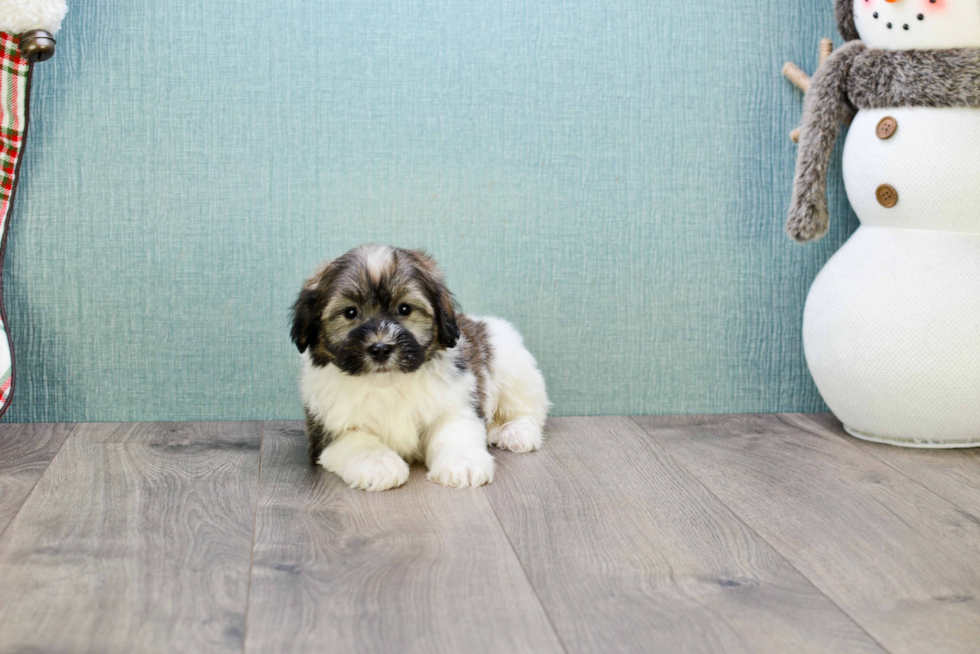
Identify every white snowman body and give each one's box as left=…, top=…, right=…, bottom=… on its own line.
left=803, top=0, right=980, bottom=446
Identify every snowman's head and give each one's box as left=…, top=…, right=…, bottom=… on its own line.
left=840, top=0, right=980, bottom=49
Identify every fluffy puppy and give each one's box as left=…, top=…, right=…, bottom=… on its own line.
left=291, top=245, right=550, bottom=491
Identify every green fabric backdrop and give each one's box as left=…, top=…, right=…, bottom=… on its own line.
left=3, top=0, right=855, bottom=422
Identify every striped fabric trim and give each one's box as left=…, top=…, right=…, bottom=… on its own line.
left=0, top=32, right=28, bottom=410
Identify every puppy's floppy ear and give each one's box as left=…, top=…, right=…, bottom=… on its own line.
left=408, top=249, right=460, bottom=348
left=291, top=287, right=322, bottom=353
left=292, top=259, right=338, bottom=353
left=432, top=282, right=460, bottom=348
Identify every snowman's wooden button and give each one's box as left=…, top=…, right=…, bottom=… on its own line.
left=876, top=117, right=898, bottom=139
left=876, top=184, right=899, bottom=208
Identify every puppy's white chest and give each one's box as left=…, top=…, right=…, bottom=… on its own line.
left=301, top=358, right=449, bottom=460
left=349, top=380, right=426, bottom=457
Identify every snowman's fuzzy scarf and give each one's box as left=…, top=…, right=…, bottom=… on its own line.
left=787, top=42, right=980, bottom=242
left=835, top=0, right=860, bottom=42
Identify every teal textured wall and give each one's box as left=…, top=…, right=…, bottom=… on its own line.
left=3, top=0, right=856, bottom=422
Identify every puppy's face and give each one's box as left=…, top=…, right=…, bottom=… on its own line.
left=291, top=245, right=460, bottom=375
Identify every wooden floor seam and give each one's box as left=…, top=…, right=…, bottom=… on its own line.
left=240, top=421, right=267, bottom=654
left=0, top=422, right=76, bottom=543
left=482, top=484, right=572, bottom=654
left=786, top=414, right=980, bottom=520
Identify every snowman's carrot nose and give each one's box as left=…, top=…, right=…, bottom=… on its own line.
left=884, top=0, right=900, bottom=3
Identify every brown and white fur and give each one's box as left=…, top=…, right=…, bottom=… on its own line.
left=291, top=245, right=550, bottom=491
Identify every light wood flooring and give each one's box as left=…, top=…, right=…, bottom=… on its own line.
left=0, top=415, right=978, bottom=653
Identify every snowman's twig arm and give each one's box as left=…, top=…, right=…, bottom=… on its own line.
left=819, top=38, right=833, bottom=66
left=787, top=40, right=866, bottom=243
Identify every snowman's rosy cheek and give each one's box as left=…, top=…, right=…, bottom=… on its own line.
left=920, top=0, right=947, bottom=14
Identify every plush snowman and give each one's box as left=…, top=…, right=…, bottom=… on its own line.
left=787, top=0, right=980, bottom=447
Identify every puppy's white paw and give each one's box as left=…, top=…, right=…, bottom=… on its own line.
left=330, top=449, right=409, bottom=492
left=488, top=417, right=543, bottom=453
left=427, top=449, right=495, bottom=488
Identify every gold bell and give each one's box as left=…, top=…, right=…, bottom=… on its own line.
left=19, top=30, right=56, bottom=63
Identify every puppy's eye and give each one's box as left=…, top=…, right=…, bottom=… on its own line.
left=397, top=303, right=412, bottom=317
left=344, top=307, right=358, bottom=320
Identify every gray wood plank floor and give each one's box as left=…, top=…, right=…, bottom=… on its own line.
left=484, top=417, right=882, bottom=654
left=801, top=413, right=980, bottom=518
left=632, top=414, right=980, bottom=654
left=245, top=422, right=563, bottom=654
left=0, top=423, right=73, bottom=537
left=0, top=422, right=263, bottom=653
left=0, top=415, right=977, bottom=653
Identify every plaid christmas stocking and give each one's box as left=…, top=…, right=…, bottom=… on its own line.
left=0, top=0, right=65, bottom=419
left=0, top=32, right=31, bottom=416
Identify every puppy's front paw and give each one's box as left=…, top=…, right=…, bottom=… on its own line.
left=427, top=449, right=495, bottom=489
left=332, top=450, right=409, bottom=492
left=488, top=417, right=543, bottom=453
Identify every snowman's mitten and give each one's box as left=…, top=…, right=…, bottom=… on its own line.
left=787, top=40, right=866, bottom=243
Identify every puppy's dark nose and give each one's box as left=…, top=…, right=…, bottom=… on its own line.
left=367, top=343, right=394, bottom=362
